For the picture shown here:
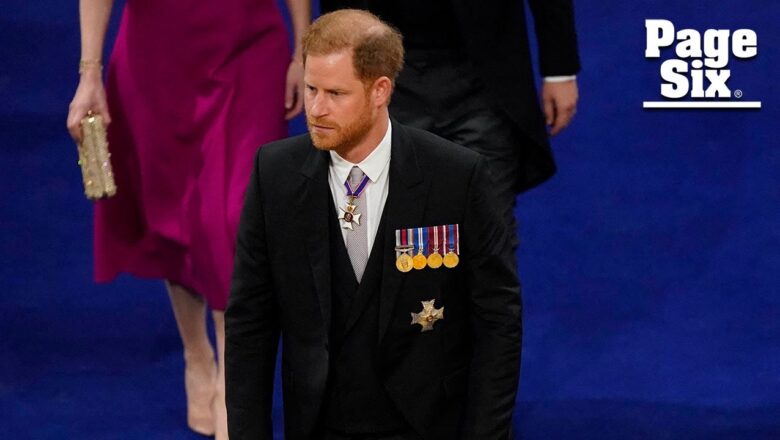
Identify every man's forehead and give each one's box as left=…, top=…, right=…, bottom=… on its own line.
left=306, top=50, right=352, bottom=71
left=305, top=51, right=361, bottom=86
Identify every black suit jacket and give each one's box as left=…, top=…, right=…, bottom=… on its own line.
left=226, top=123, right=522, bottom=439
left=321, top=0, right=581, bottom=191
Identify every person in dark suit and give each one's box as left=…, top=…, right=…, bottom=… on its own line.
left=321, top=0, right=581, bottom=244
left=225, top=9, right=522, bottom=440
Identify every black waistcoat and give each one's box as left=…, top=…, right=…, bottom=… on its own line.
left=321, top=198, right=407, bottom=434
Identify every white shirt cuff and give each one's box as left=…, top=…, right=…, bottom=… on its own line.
left=543, top=75, right=577, bottom=83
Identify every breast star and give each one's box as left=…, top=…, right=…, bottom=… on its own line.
left=411, top=299, right=444, bottom=332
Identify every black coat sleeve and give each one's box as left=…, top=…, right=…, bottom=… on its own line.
left=460, top=158, right=523, bottom=439
left=225, top=149, right=279, bottom=440
left=527, top=0, right=581, bottom=76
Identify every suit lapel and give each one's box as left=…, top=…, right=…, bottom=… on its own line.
left=298, top=146, right=333, bottom=338
left=378, top=123, right=430, bottom=345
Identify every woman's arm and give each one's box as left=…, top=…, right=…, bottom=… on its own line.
left=282, top=0, right=311, bottom=120
left=67, top=0, right=114, bottom=142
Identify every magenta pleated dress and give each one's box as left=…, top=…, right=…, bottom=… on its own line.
left=94, top=0, right=289, bottom=310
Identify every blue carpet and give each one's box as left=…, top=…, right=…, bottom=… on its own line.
left=1, top=0, right=778, bottom=438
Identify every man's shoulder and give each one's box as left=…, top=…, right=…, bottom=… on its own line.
left=250, top=134, right=318, bottom=185
left=257, top=133, right=313, bottom=164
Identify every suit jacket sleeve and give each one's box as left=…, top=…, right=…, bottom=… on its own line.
left=461, top=158, right=523, bottom=439
left=527, top=0, right=581, bottom=76
left=225, top=149, right=279, bottom=440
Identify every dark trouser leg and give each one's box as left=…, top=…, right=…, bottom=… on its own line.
left=390, top=53, right=522, bottom=248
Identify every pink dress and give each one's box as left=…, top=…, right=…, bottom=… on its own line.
left=94, top=0, right=289, bottom=310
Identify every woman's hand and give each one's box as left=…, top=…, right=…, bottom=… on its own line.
left=284, top=58, right=305, bottom=120
left=67, top=69, right=111, bottom=143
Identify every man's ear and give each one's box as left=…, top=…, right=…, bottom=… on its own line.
left=371, top=76, right=393, bottom=107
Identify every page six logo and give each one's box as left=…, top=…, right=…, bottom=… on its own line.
left=643, top=19, right=760, bottom=109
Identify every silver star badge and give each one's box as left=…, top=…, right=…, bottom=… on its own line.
left=338, top=203, right=362, bottom=230
left=411, top=300, right=444, bottom=332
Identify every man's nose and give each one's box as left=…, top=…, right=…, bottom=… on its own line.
left=307, top=93, right=328, bottom=118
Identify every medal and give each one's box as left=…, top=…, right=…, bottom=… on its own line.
left=339, top=172, right=370, bottom=230
left=396, top=224, right=460, bottom=271
left=427, top=252, right=443, bottom=269
left=443, top=252, right=459, bottom=268
left=338, top=197, right=361, bottom=230
left=412, top=227, right=427, bottom=270
left=410, top=299, right=444, bottom=332
left=443, top=224, right=460, bottom=268
left=427, top=225, right=443, bottom=269
left=396, top=252, right=413, bottom=272
left=395, top=228, right=414, bottom=272
left=412, top=252, right=427, bottom=270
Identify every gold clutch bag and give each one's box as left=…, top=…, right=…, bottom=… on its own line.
left=77, top=111, right=116, bottom=200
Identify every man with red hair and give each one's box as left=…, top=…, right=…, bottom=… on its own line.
left=226, top=9, right=522, bottom=440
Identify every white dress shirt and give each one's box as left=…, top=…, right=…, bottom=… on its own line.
left=328, top=120, right=392, bottom=251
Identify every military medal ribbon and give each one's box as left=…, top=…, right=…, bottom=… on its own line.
left=412, top=227, right=427, bottom=270
left=427, top=225, right=443, bottom=269
left=395, top=228, right=413, bottom=272
left=443, top=223, right=460, bottom=268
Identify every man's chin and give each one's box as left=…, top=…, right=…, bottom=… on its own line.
left=311, top=136, right=337, bottom=151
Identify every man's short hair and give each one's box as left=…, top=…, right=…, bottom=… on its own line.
left=302, top=9, right=404, bottom=84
